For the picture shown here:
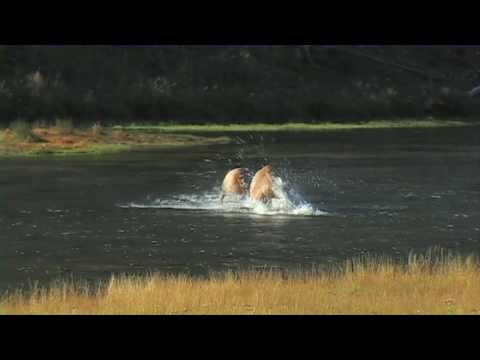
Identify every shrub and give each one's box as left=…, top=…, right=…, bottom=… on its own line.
left=9, top=119, right=42, bottom=142
left=91, top=122, right=104, bottom=137
left=55, top=118, right=74, bottom=135
left=32, top=118, right=49, bottom=129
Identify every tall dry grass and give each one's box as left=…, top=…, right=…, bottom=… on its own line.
left=2, top=250, right=480, bottom=315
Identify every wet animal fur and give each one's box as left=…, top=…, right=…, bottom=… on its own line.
left=220, top=168, right=249, bottom=203
left=249, top=165, right=278, bottom=203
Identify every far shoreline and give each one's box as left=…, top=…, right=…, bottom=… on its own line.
left=0, top=121, right=231, bottom=158
left=114, top=118, right=480, bottom=133
left=1, top=118, right=478, bottom=158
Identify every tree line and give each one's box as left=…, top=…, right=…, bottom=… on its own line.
left=1, top=45, right=480, bottom=126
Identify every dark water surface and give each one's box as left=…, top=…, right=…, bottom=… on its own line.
left=2, top=126, right=480, bottom=293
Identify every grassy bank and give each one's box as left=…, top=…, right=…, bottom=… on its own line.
left=0, top=120, right=230, bottom=157
left=3, top=251, right=480, bottom=314
left=114, top=119, right=480, bottom=133
left=2, top=118, right=478, bottom=157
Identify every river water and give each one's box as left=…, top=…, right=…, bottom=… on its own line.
left=1, top=126, right=480, bottom=293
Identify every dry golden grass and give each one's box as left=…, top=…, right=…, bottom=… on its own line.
left=3, top=251, right=480, bottom=315
left=0, top=125, right=230, bottom=156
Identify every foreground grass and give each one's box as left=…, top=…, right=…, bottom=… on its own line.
left=114, top=119, right=480, bottom=133
left=0, top=124, right=230, bottom=157
left=3, top=251, right=480, bottom=314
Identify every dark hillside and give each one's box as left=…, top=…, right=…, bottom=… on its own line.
left=1, top=45, right=480, bottom=125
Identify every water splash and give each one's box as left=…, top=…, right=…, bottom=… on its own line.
left=120, top=177, right=328, bottom=217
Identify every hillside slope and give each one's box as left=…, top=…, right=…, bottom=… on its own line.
left=1, top=45, right=479, bottom=124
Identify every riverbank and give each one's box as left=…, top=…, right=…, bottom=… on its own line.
left=0, top=123, right=230, bottom=157
left=2, top=119, right=478, bottom=157
left=2, top=251, right=479, bottom=314
left=114, top=119, right=480, bottom=133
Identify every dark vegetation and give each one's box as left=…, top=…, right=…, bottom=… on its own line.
left=1, top=45, right=480, bottom=126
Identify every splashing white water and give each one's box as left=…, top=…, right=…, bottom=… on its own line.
left=120, top=176, right=328, bottom=217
